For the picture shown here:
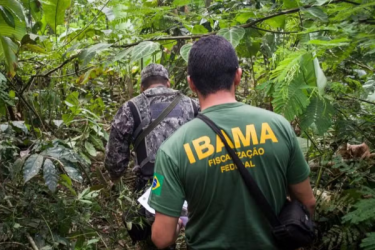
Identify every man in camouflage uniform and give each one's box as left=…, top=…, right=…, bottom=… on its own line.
left=104, top=63, right=199, bottom=247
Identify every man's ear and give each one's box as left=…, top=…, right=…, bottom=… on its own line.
left=234, top=68, right=242, bottom=87
left=187, top=76, right=197, bottom=93
left=140, top=85, right=144, bottom=92
left=166, top=81, right=171, bottom=88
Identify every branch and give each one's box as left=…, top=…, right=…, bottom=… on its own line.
left=338, top=95, right=375, bottom=105
left=113, top=0, right=349, bottom=48
left=34, top=55, right=78, bottom=77
left=26, top=233, right=39, bottom=250
left=249, top=26, right=299, bottom=34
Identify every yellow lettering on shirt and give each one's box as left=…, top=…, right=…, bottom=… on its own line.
left=216, top=131, right=234, bottom=153
left=184, top=143, right=196, bottom=164
left=260, top=123, right=278, bottom=144
left=232, top=125, right=258, bottom=148
left=193, top=136, right=215, bottom=160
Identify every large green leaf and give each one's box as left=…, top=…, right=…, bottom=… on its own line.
left=0, top=36, right=18, bottom=76
left=40, top=0, right=71, bottom=33
left=304, top=7, right=328, bottom=22
left=89, top=135, right=105, bottom=151
left=43, top=159, right=58, bottom=192
left=0, top=0, right=26, bottom=40
left=217, top=27, right=245, bottom=48
left=0, top=6, right=15, bottom=28
left=131, top=41, right=160, bottom=62
left=299, top=53, right=327, bottom=94
left=60, top=159, right=83, bottom=183
left=23, top=154, right=44, bottom=183
left=180, top=43, right=192, bottom=62
left=0, top=37, right=19, bottom=77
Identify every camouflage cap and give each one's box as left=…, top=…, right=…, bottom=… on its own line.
left=141, top=63, right=169, bottom=83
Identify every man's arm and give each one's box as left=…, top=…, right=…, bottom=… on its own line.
left=152, top=213, right=183, bottom=249
left=104, top=103, right=134, bottom=181
left=289, top=178, right=316, bottom=217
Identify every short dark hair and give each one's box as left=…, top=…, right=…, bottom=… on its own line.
left=141, top=75, right=169, bottom=89
left=188, top=35, right=239, bottom=96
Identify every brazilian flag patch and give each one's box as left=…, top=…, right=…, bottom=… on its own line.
left=151, top=173, right=164, bottom=196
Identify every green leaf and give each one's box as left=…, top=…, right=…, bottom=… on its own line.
left=235, top=12, right=255, bottom=24
left=79, top=43, right=112, bottom=66
left=12, top=156, right=27, bottom=180
left=299, top=53, right=327, bottom=94
left=85, top=141, right=97, bottom=157
left=304, top=7, right=328, bottom=22
left=60, top=159, right=83, bottom=183
left=0, top=0, right=26, bottom=40
left=272, top=79, right=310, bottom=121
left=40, top=0, right=71, bottom=33
left=43, top=159, right=58, bottom=192
left=191, top=25, right=208, bottom=34
left=217, top=27, right=245, bottom=48
left=180, top=43, right=192, bottom=62
left=307, top=38, right=350, bottom=47
left=23, top=154, right=44, bottom=183
left=131, top=41, right=160, bottom=62
left=11, top=121, right=28, bottom=133
left=361, top=233, right=375, bottom=250
left=0, top=6, right=15, bottom=28
left=300, top=96, right=334, bottom=135
left=172, top=0, right=190, bottom=7
left=263, top=15, right=285, bottom=29
left=0, top=35, right=18, bottom=77
left=89, top=135, right=104, bottom=151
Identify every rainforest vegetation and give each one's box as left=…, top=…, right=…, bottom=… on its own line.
left=1, top=0, right=375, bottom=249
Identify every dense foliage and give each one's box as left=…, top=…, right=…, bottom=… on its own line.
left=1, top=0, right=375, bottom=249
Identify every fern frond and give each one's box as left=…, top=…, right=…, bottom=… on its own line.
left=270, top=50, right=306, bottom=83
left=300, top=95, right=334, bottom=135
left=361, top=232, right=375, bottom=250
left=342, top=198, right=375, bottom=225
left=272, top=79, right=310, bottom=120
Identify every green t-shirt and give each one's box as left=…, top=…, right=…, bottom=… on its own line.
left=149, top=102, right=310, bottom=250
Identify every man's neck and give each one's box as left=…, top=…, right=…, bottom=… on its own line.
left=198, top=90, right=237, bottom=111
left=143, top=84, right=166, bottom=92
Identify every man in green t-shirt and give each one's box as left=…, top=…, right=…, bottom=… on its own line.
left=148, top=35, right=316, bottom=250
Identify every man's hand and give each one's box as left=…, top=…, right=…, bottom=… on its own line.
left=289, top=178, right=316, bottom=217
left=151, top=212, right=181, bottom=249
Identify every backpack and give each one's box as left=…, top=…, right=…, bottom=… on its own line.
left=128, top=92, right=199, bottom=181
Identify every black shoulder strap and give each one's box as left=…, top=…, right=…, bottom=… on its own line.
left=133, top=93, right=183, bottom=150
left=191, top=99, right=199, bottom=117
left=128, top=101, right=141, bottom=135
left=197, top=113, right=281, bottom=228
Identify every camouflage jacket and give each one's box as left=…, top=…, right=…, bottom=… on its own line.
left=104, top=86, right=199, bottom=180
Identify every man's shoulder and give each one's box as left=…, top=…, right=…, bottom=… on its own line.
left=240, top=104, right=289, bottom=124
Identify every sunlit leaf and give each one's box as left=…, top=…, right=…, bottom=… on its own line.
left=23, top=154, right=44, bottom=183
left=217, top=27, right=245, bottom=48
left=131, top=41, right=160, bottom=62
left=0, top=6, right=15, bottom=28
left=85, top=141, right=97, bottom=157
left=40, top=0, right=71, bottom=32
left=180, top=43, right=192, bottom=62
left=0, top=0, right=26, bottom=40
left=0, top=35, right=18, bottom=77
left=43, top=159, right=58, bottom=192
